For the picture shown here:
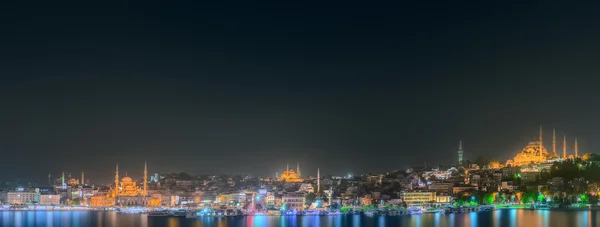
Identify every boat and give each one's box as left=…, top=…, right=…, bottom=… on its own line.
left=267, top=209, right=282, bottom=216
left=408, top=207, right=423, bottom=215
left=147, top=210, right=170, bottom=217
left=303, top=210, right=319, bottom=216
left=186, top=211, right=197, bottom=218
left=479, top=205, right=495, bottom=212
left=327, top=211, right=341, bottom=216
left=171, top=209, right=188, bottom=217
left=425, top=208, right=439, bottom=213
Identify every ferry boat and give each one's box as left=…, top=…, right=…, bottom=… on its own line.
left=408, top=207, right=423, bottom=215
left=425, top=208, right=439, bottom=213
left=479, top=205, right=495, bottom=212
left=327, top=211, right=341, bottom=216
left=303, top=210, right=319, bottom=216
left=171, top=209, right=188, bottom=217
left=186, top=211, right=196, bottom=219
left=147, top=210, right=170, bottom=217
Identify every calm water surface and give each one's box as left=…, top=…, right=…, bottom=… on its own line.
left=0, top=210, right=599, bottom=227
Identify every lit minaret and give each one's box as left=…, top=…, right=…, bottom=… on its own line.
left=552, top=128, right=556, bottom=156
left=297, top=162, right=301, bottom=177
left=115, top=163, right=119, bottom=193
left=48, top=173, right=51, bottom=186
left=539, top=125, right=543, bottom=157
left=458, top=140, right=463, bottom=164
left=81, top=171, right=84, bottom=185
left=61, top=172, right=66, bottom=189
left=563, top=134, right=567, bottom=159
left=317, top=167, right=320, bottom=193
left=143, top=160, right=147, bottom=196
left=575, top=137, right=579, bottom=158
left=286, top=163, right=289, bottom=172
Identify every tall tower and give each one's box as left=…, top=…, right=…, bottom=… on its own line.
left=115, top=163, right=119, bottom=194
left=143, top=160, right=148, bottom=196
left=48, top=173, right=51, bottom=186
left=296, top=162, right=301, bottom=177
left=539, top=125, right=543, bottom=157
left=317, top=167, right=320, bottom=193
left=458, top=140, right=463, bottom=164
left=81, top=171, right=84, bottom=185
left=563, top=134, right=567, bottom=159
left=575, top=138, right=579, bottom=158
left=61, top=172, right=66, bottom=189
left=286, top=163, right=289, bottom=172
left=552, top=128, right=556, bottom=155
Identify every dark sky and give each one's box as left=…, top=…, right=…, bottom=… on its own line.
left=1, top=1, right=600, bottom=184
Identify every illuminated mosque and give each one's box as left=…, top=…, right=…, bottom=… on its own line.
left=278, top=163, right=304, bottom=183
left=506, top=126, right=575, bottom=167
left=91, top=161, right=160, bottom=207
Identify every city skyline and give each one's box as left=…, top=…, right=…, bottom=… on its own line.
left=2, top=2, right=600, bottom=183
left=11, top=125, right=591, bottom=185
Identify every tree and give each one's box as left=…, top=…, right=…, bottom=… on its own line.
left=521, top=191, right=536, bottom=204
left=582, top=153, right=600, bottom=162
left=305, top=193, right=316, bottom=206
left=483, top=192, right=496, bottom=205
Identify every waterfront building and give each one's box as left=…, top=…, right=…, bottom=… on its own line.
left=282, top=192, right=305, bottom=210
left=7, top=191, right=37, bottom=204
left=39, top=194, right=60, bottom=205
left=435, top=195, right=452, bottom=205
left=402, top=191, right=436, bottom=206
left=266, top=192, right=276, bottom=207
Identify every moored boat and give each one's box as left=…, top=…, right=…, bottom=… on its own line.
left=408, top=207, right=423, bottom=215
left=147, top=210, right=170, bottom=217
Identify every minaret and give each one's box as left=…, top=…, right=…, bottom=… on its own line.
left=317, top=167, right=320, bottom=193
left=143, top=160, right=148, bottom=196
left=115, top=163, right=119, bottom=194
left=286, top=163, right=289, bottom=172
left=575, top=138, right=579, bottom=158
left=458, top=140, right=463, bottom=164
left=297, top=162, right=301, bottom=177
left=563, top=134, right=567, bottom=159
left=539, top=125, right=543, bottom=157
left=81, top=171, right=84, bottom=185
left=61, top=172, right=66, bottom=189
left=552, top=128, right=556, bottom=155
left=48, top=173, right=51, bottom=186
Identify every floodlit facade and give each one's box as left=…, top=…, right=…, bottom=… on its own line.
left=402, top=191, right=436, bottom=205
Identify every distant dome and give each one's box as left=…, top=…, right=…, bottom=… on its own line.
left=121, top=176, right=133, bottom=182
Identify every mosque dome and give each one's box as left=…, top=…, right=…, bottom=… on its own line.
left=121, top=176, right=133, bottom=182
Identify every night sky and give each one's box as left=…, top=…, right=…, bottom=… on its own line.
left=1, top=2, right=600, bottom=184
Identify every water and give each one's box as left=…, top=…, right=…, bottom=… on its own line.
left=0, top=210, right=599, bottom=227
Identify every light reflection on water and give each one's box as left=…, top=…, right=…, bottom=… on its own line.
left=0, top=210, right=598, bottom=226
